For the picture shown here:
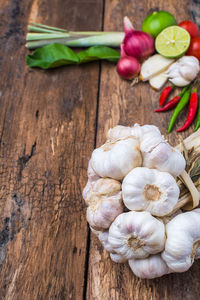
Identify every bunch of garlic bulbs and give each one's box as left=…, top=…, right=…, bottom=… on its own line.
left=83, top=124, right=200, bottom=279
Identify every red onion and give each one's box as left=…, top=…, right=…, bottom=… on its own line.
left=123, top=16, right=155, bottom=61
left=117, top=56, right=140, bottom=79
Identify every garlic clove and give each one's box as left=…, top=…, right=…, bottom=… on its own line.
left=122, top=167, right=180, bottom=217
left=108, top=211, right=165, bottom=260
left=107, top=125, right=133, bottom=141
left=143, top=143, right=186, bottom=177
left=131, top=124, right=165, bottom=153
left=110, top=253, right=127, bottom=263
left=140, top=54, right=175, bottom=81
left=128, top=254, right=171, bottom=279
left=91, top=137, right=142, bottom=180
left=149, top=72, right=168, bottom=91
left=161, top=210, right=200, bottom=272
left=169, top=76, right=191, bottom=87
left=86, top=178, right=123, bottom=230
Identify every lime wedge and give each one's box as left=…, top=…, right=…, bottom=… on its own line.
left=155, top=26, right=191, bottom=58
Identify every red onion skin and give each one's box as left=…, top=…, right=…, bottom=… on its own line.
left=123, top=31, right=155, bottom=61
left=117, top=56, right=140, bottom=80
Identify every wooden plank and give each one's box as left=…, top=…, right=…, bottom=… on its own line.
left=87, top=0, right=200, bottom=299
left=0, top=0, right=103, bottom=299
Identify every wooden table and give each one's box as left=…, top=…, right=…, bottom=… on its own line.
left=0, top=0, right=200, bottom=299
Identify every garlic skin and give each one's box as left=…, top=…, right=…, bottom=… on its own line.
left=162, top=210, right=200, bottom=272
left=86, top=178, right=123, bottom=230
left=131, top=124, right=186, bottom=177
left=107, top=125, right=133, bottom=141
left=143, top=143, right=186, bottom=177
left=91, top=137, right=142, bottom=180
left=110, top=253, right=127, bottom=263
left=82, top=159, right=100, bottom=202
left=128, top=254, right=171, bottom=279
left=98, top=231, right=114, bottom=253
left=122, top=167, right=180, bottom=217
left=131, top=124, right=165, bottom=153
left=167, top=56, right=200, bottom=87
left=108, top=211, right=165, bottom=259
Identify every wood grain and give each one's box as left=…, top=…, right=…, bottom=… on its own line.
left=0, top=0, right=103, bottom=299
left=87, top=0, right=200, bottom=299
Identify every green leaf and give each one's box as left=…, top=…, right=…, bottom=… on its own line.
left=26, top=43, right=120, bottom=69
left=77, top=46, right=120, bottom=63
left=26, top=43, right=79, bottom=69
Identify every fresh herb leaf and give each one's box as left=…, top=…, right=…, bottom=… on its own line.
left=77, top=46, right=120, bottom=63
left=26, top=43, right=120, bottom=69
left=26, top=43, right=79, bottom=69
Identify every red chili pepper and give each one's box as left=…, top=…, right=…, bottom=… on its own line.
left=177, top=88, right=198, bottom=132
left=155, top=96, right=180, bottom=112
left=159, top=85, right=174, bottom=106
left=155, top=87, right=187, bottom=112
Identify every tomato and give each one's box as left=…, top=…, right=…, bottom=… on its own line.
left=178, top=20, right=199, bottom=38
left=186, top=37, right=200, bottom=61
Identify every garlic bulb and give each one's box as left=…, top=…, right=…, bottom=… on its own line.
left=110, top=253, right=127, bottom=263
left=91, top=137, right=142, bottom=180
left=131, top=124, right=165, bottom=153
left=131, top=124, right=186, bottom=177
left=86, top=178, right=123, bottom=230
left=162, top=210, right=200, bottom=272
left=167, top=56, right=200, bottom=87
left=82, top=159, right=100, bottom=202
left=108, top=211, right=165, bottom=259
left=107, top=125, right=133, bottom=141
left=143, top=142, right=186, bottom=177
left=122, top=167, right=180, bottom=217
left=128, top=254, right=171, bottom=279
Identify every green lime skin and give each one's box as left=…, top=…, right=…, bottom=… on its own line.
left=142, top=11, right=177, bottom=38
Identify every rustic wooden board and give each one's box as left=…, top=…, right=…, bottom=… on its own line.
left=87, top=0, right=200, bottom=299
left=0, top=0, right=103, bottom=299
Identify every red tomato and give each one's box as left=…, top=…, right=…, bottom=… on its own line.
left=186, top=37, right=200, bottom=61
left=178, top=20, right=199, bottom=38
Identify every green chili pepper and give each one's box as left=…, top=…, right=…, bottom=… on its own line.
left=194, top=95, right=200, bottom=132
left=168, top=86, right=192, bottom=133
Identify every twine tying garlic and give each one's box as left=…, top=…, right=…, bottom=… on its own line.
left=83, top=124, right=200, bottom=279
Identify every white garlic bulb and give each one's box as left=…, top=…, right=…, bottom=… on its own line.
left=86, top=178, right=124, bottom=230
left=122, top=167, right=180, bottom=217
left=143, top=142, right=186, bottom=177
left=131, top=124, right=165, bottom=153
left=110, top=253, right=127, bottom=263
left=107, top=125, right=133, bottom=141
left=130, top=124, right=186, bottom=176
left=82, top=159, right=100, bottom=202
left=128, top=254, right=171, bottom=279
left=108, top=211, right=165, bottom=259
left=91, top=137, right=142, bottom=180
left=167, top=56, right=200, bottom=87
left=162, top=210, right=200, bottom=272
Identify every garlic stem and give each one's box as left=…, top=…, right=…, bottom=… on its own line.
left=179, top=170, right=200, bottom=210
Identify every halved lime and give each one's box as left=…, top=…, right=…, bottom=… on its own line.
left=155, top=26, right=191, bottom=58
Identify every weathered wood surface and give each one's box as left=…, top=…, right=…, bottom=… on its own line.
left=0, top=0, right=200, bottom=299
left=0, top=0, right=103, bottom=299
left=87, top=1, right=200, bottom=300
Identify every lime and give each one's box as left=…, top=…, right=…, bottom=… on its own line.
left=155, top=26, right=191, bottom=58
left=142, top=11, right=177, bottom=38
